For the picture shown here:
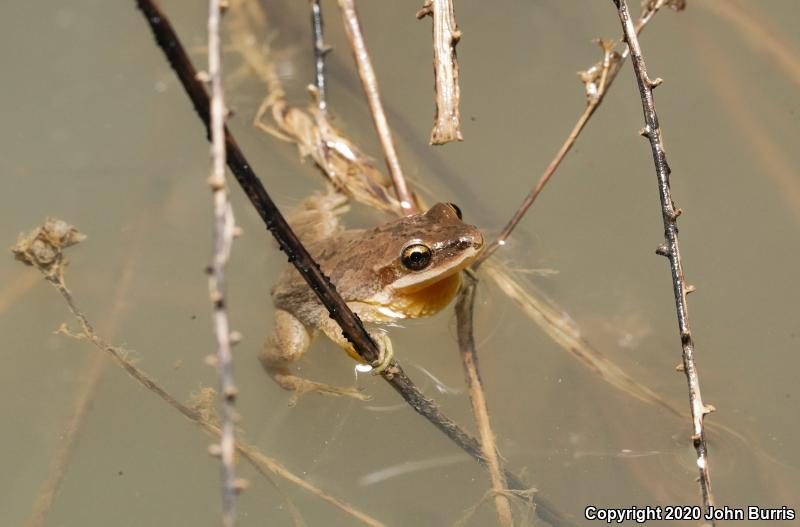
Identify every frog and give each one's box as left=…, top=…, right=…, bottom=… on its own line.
left=260, top=191, right=484, bottom=400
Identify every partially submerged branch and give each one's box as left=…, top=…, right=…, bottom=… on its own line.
left=12, top=220, right=385, bottom=527
left=336, top=0, right=418, bottom=213
left=455, top=271, right=514, bottom=527
left=234, top=0, right=687, bottom=446
left=134, top=3, right=572, bottom=525
left=137, top=0, right=383, bottom=369
left=416, top=0, right=463, bottom=145
left=611, top=0, right=716, bottom=516
left=476, top=0, right=683, bottom=267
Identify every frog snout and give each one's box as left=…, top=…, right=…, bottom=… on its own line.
left=458, top=232, right=484, bottom=251
left=471, top=231, right=484, bottom=250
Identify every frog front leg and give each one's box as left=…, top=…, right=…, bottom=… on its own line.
left=260, top=309, right=369, bottom=402
left=316, top=308, right=395, bottom=373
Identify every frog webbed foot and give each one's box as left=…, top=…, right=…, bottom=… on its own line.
left=268, top=368, right=370, bottom=405
left=261, top=309, right=371, bottom=403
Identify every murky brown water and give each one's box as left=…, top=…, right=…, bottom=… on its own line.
left=1, top=1, right=799, bottom=526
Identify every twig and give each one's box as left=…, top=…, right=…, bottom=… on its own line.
left=134, top=4, right=574, bottom=525
left=137, top=0, right=384, bottom=370
left=455, top=271, right=514, bottom=527
left=24, top=216, right=147, bottom=527
left=234, top=3, right=690, bottom=428
left=475, top=0, right=681, bottom=268
left=416, top=0, right=463, bottom=145
left=335, top=0, right=417, bottom=213
left=309, top=0, right=329, bottom=114
left=206, top=0, right=239, bottom=524
left=611, top=0, right=716, bottom=517
left=10, top=221, right=385, bottom=527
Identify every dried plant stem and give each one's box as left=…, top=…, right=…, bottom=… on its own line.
left=24, top=220, right=146, bottom=527
left=234, top=3, right=689, bottom=434
left=134, top=5, right=575, bottom=525
left=335, top=0, right=417, bottom=213
left=235, top=443, right=383, bottom=527
left=612, top=0, right=716, bottom=517
left=416, top=0, right=463, bottom=145
left=473, top=93, right=601, bottom=268
left=455, top=272, right=514, bottom=527
left=32, top=271, right=383, bottom=526
left=137, top=0, right=384, bottom=374
left=206, top=0, right=239, bottom=524
left=476, top=0, right=678, bottom=267
left=309, top=0, right=329, bottom=113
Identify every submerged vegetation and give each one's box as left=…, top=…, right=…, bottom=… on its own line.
left=5, top=1, right=800, bottom=526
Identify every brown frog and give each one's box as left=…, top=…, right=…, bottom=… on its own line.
left=261, top=192, right=484, bottom=399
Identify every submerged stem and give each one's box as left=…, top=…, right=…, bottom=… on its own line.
left=455, top=272, right=514, bottom=527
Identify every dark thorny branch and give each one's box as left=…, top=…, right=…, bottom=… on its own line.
left=134, top=1, right=574, bottom=525
left=611, top=0, right=716, bottom=518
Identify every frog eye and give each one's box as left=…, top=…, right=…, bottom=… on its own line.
left=446, top=203, right=463, bottom=219
left=401, top=243, right=432, bottom=271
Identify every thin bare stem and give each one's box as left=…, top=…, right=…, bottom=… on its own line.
left=207, top=0, right=239, bottom=523
left=473, top=93, right=600, bottom=269
left=416, top=0, right=463, bottom=145
left=11, top=219, right=383, bottom=527
left=233, top=4, right=690, bottom=434
left=137, top=0, right=384, bottom=376
left=309, top=0, right=329, bottom=114
left=134, top=5, right=576, bottom=525
left=335, top=0, right=417, bottom=213
left=24, top=218, right=147, bottom=527
left=612, top=0, right=716, bottom=517
left=455, top=272, right=514, bottom=527
left=475, top=0, right=680, bottom=268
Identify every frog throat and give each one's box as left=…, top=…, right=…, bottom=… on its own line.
left=368, top=272, right=463, bottom=320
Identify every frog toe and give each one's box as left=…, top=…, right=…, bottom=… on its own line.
left=369, top=333, right=394, bottom=374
